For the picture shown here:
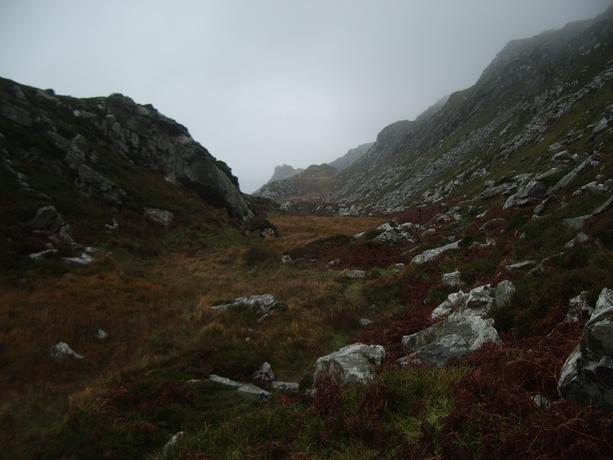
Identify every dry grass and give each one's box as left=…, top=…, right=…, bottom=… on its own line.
left=268, top=214, right=386, bottom=252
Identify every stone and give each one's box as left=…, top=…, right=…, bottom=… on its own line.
left=558, top=294, right=613, bottom=409
left=327, top=258, right=341, bottom=266
left=162, top=432, right=185, bottom=454
left=374, top=228, right=414, bottom=244
left=566, top=291, right=591, bottom=323
left=411, top=240, right=462, bottom=265
left=236, top=384, right=272, bottom=401
left=30, top=206, right=64, bottom=233
left=548, top=156, right=598, bottom=196
left=211, top=294, right=288, bottom=315
left=495, top=280, right=516, bottom=308
left=564, top=233, right=590, bottom=249
left=94, top=328, right=108, bottom=339
left=253, top=362, right=275, bottom=382
left=552, top=150, right=572, bottom=164
left=505, top=260, right=537, bottom=272
left=401, top=311, right=500, bottom=368
left=208, top=374, right=242, bottom=388
left=442, top=271, right=462, bottom=289
left=143, top=207, right=174, bottom=226
left=50, top=342, right=84, bottom=360
left=28, top=248, right=58, bottom=262
left=0, top=102, right=32, bottom=126
left=503, top=179, right=547, bottom=209
left=281, top=254, right=293, bottom=264
left=532, top=394, right=552, bottom=409
left=346, top=269, right=366, bottom=279
left=464, top=285, right=495, bottom=315
left=260, top=227, right=277, bottom=239
left=62, top=253, right=94, bottom=266
left=359, top=318, right=373, bottom=327
left=313, top=343, right=385, bottom=386
left=592, top=117, right=608, bottom=136
left=593, top=288, right=613, bottom=318
left=392, top=263, right=406, bottom=272
left=271, top=381, right=300, bottom=393
left=431, top=290, right=468, bottom=320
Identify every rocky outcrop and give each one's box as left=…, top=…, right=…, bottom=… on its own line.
left=328, top=142, right=373, bottom=172
left=265, top=164, right=304, bottom=184
left=411, top=240, right=461, bottom=265
left=559, top=288, right=613, bottom=409
left=0, top=77, right=253, bottom=222
left=313, top=343, right=385, bottom=386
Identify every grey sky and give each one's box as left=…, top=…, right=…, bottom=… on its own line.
left=1, top=1, right=611, bottom=192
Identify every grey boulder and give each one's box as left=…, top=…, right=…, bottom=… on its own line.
left=314, top=343, right=385, bottom=386
left=211, top=294, right=287, bottom=315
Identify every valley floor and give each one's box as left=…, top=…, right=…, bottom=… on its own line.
left=1, top=206, right=613, bottom=459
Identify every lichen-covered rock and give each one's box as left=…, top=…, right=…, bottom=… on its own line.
left=314, top=343, right=385, bottom=386
left=253, top=362, right=275, bottom=383
left=411, top=240, right=461, bottom=265
left=442, top=271, right=462, bottom=288
left=50, top=342, right=84, bottom=360
left=431, top=290, right=468, bottom=319
left=211, top=294, right=287, bottom=315
left=495, top=280, right=516, bottom=308
left=401, top=312, right=500, bottom=367
left=559, top=288, right=613, bottom=409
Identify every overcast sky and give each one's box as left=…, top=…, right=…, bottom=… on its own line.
left=1, top=0, right=611, bottom=192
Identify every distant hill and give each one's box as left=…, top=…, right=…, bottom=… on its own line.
left=328, top=142, right=374, bottom=171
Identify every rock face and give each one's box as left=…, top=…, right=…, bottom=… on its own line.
left=265, top=164, right=304, bottom=184
left=401, top=311, right=500, bottom=367
left=313, top=343, right=385, bottom=386
left=0, top=77, right=253, bottom=222
left=328, top=142, right=374, bottom=172
left=559, top=288, right=613, bottom=409
left=326, top=9, right=613, bottom=213
left=411, top=241, right=461, bottom=265
left=211, top=294, right=287, bottom=315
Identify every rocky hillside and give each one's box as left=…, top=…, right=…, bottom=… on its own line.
left=264, top=164, right=304, bottom=184
left=255, top=143, right=373, bottom=203
left=254, top=163, right=338, bottom=203
left=332, top=7, right=613, bottom=213
left=0, top=77, right=257, bottom=270
left=328, top=142, right=374, bottom=172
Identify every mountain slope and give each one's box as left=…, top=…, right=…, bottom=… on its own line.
left=332, top=7, right=613, bottom=213
left=328, top=142, right=374, bottom=171
left=265, top=164, right=304, bottom=184
left=0, top=77, right=254, bottom=269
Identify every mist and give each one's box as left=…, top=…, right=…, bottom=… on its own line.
left=1, top=0, right=611, bottom=192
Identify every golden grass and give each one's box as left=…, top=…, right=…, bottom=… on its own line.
left=268, top=214, right=386, bottom=252
left=0, top=214, right=383, bottom=419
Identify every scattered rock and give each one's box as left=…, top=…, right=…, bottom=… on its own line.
left=260, top=227, right=277, bottom=239
left=208, top=374, right=243, bottom=388
left=505, top=260, right=537, bottom=272
left=559, top=288, right=613, bottom=409
left=359, top=318, right=373, bottom=327
left=50, top=342, right=84, bottom=360
left=547, top=155, right=598, bottom=196
left=401, top=311, right=500, bottom=367
left=143, top=207, right=174, bottom=226
left=495, top=280, right=516, bottom=308
left=442, top=271, right=462, bottom=289
left=236, top=383, right=272, bottom=401
left=62, top=253, right=95, bottom=266
left=431, top=290, right=468, bottom=319
left=566, top=291, right=591, bottom=323
left=503, top=179, right=546, bottom=209
left=253, top=362, right=275, bottom=383
left=411, top=240, right=461, bottom=265
left=28, top=248, right=58, bottom=262
left=271, top=381, right=300, bottom=393
left=162, top=431, right=185, bottom=454
left=313, top=343, right=385, bottom=386
left=374, top=228, right=414, bottom=244
left=211, top=294, right=288, bottom=315
left=94, top=328, right=108, bottom=339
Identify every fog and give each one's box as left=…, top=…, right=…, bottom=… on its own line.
left=1, top=0, right=611, bottom=192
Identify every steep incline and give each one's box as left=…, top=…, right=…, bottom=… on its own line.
left=332, top=8, right=613, bottom=212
